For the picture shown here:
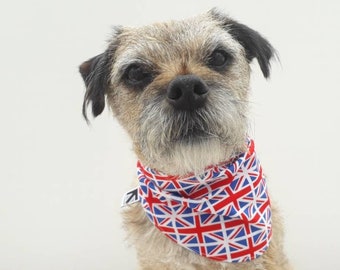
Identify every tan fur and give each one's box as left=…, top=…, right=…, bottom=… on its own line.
left=81, top=9, right=291, bottom=270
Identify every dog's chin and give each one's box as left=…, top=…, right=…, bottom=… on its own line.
left=144, top=135, right=233, bottom=176
left=172, top=128, right=213, bottom=144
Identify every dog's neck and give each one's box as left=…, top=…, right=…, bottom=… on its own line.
left=135, top=137, right=248, bottom=177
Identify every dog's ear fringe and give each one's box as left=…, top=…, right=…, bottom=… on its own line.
left=227, top=21, right=276, bottom=78
left=79, top=52, right=110, bottom=123
left=209, top=8, right=277, bottom=78
left=79, top=26, right=123, bottom=123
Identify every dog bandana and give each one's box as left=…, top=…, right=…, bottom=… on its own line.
left=122, top=139, right=272, bottom=263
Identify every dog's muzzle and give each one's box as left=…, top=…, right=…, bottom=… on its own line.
left=166, top=75, right=208, bottom=111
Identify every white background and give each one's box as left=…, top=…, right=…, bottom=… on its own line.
left=1, top=0, right=340, bottom=269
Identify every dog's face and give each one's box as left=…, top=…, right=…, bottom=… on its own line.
left=80, top=9, right=275, bottom=175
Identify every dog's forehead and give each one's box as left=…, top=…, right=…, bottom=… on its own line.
left=113, top=15, right=240, bottom=65
left=125, top=16, right=218, bottom=43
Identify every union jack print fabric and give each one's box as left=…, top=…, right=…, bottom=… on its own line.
left=137, top=139, right=272, bottom=263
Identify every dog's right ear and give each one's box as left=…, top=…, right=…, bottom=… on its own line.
left=79, top=51, right=111, bottom=122
left=79, top=26, right=123, bottom=122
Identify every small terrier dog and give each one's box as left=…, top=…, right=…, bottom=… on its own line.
left=80, top=9, right=291, bottom=270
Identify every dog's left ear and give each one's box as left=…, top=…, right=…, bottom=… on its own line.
left=227, top=21, right=275, bottom=78
left=209, top=9, right=276, bottom=78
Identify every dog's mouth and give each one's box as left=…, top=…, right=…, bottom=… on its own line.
left=138, top=94, right=247, bottom=175
left=167, top=110, right=220, bottom=143
left=173, top=122, right=214, bottom=141
left=139, top=90, right=243, bottom=156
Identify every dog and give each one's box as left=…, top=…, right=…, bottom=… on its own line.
left=79, top=9, right=291, bottom=270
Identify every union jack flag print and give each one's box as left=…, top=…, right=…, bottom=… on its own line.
left=137, top=139, right=272, bottom=263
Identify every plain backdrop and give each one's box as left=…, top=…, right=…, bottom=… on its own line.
left=1, top=0, right=340, bottom=269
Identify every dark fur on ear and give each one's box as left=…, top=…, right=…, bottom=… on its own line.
left=209, top=9, right=276, bottom=78
left=79, top=26, right=122, bottom=122
left=227, top=21, right=275, bottom=78
left=79, top=51, right=111, bottom=121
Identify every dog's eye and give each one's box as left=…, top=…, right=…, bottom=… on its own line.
left=207, top=49, right=231, bottom=71
left=124, top=64, right=153, bottom=88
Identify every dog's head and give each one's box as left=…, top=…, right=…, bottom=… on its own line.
left=79, top=9, right=275, bottom=175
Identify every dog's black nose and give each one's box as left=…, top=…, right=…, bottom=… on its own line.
left=167, top=75, right=208, bottom=111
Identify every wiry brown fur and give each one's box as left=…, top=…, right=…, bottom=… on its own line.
left=80, top=9, right=291, bottom=270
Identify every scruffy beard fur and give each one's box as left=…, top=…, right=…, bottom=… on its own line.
left=80, top=8, right=292, bottom=270
left=137, top=84, right=248, bottom=175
